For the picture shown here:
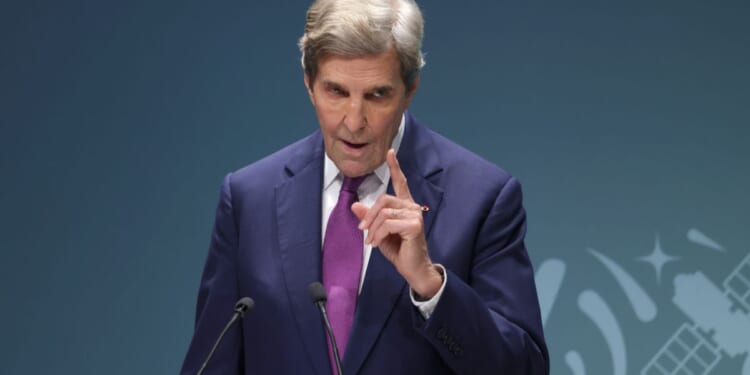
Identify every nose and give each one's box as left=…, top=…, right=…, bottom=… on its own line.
left=342, top=97, right=366, bottom=132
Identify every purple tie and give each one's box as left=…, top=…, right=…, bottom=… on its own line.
left=322, top=175, right=366, bottom=372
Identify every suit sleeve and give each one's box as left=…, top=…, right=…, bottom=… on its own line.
left=181, top=173, right=244, bottom=375
left=413, top=177, right=550, bottom=375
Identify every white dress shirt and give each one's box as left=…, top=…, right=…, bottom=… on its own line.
left=321, top=114, right=446, bottom=319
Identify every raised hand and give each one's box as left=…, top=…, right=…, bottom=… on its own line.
left=351, top=149, right=442, bottom=298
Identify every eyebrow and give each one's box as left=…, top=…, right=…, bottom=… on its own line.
left=370, top=85, right=394, bottom=93
left=321, top=80, right=395, bottom=93
left=322, top=80, right=343, bottom=88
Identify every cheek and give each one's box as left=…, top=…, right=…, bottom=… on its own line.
left=372, top=124, right=398, bottom=150
left=316, top=109, right=340, bottom=132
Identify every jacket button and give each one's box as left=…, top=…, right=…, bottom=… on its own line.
left=437, top=328, right=448, bottom=340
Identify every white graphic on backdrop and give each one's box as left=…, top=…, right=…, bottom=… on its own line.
left=534, top=229, right=750, bottom=375
left=536, top=259, right=565, bottom=326
left=589, top=248, right=657, bottom=322
left=565, top=350, right=586, bottom=375
left=578, top=290, right=627, bottom=375
left=642, top=253, right=750, bottom=375
left=636, top=235, right=680, bottom=284
left=687, top=228, right=725, bottom=252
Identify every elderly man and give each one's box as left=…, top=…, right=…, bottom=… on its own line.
left=181, top=0, right=549, bottom=374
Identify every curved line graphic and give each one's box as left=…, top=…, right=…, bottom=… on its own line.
left=578, top=290, right=626, bottom=375
left=565, top=350, right=586, bottom=375
left=687, top=228, right=725, bottom=252
left=535, top=258, right=566, bottom=326
left=588, top=248, right=657, bottom=322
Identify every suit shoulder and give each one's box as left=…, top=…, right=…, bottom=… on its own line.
left=426, top=128, right=516, bottom=188
left=226, top=131, right=321, bottom=193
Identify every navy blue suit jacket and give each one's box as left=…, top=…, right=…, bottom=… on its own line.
left=181, top=113, right=549, bottom=374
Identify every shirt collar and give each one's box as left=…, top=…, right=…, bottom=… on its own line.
left=323, top=113, right=406, bottom=191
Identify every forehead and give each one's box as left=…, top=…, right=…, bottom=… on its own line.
left=315, top=49, right=403, bottom=88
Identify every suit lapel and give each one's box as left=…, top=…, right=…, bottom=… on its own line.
left=344, top=113, right=445, bottom=374
left=275, top=133, right=331, bottom=375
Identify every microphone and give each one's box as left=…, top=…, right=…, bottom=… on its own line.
left=308, top=282, right=344, bottom=375
left=196, top=297, right=255, bottom=375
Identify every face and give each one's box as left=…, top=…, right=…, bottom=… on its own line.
left=305, top=48, right=418, bottom=177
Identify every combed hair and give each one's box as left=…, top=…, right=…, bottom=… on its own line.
left=299, top=0, right=426, bottom=89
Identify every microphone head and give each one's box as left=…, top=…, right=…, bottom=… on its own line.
left=234, top=297, right=255, bottom=315
left=308, top=282, right=327, bottom=304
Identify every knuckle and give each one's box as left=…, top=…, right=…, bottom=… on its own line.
left=388, top=208, right=398, bottom=218
left=375, top=195, right=389, bottom=206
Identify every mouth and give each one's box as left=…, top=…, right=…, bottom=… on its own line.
left=342, top=140, right=368, bottom=150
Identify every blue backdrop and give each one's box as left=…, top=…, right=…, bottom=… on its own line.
left=2, top=1, right=749, bottom=374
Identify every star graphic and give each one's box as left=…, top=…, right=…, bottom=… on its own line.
left=636, top=234, right=680, bottom=284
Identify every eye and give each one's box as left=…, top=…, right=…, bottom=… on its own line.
left=326, top=85, right=347, bottom=97
left=369, top=88, right=391, bottom=99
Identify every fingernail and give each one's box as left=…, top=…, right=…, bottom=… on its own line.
left=358, top=220, right=366, bottom=229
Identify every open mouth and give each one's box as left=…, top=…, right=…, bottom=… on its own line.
left=343, top=140, right=367, bottom=149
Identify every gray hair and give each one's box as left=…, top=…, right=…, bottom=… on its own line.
left=298, top=0, right=426, bottom=89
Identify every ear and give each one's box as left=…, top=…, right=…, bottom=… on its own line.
left=303, top=73, right=315, bottom=105
left=404, top=76, right=419, bottom=107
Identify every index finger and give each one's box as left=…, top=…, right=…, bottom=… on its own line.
left=386, top=148, right=413, bottom=200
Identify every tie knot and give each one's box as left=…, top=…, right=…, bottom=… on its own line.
left=341, top=175, right=367, bottom=193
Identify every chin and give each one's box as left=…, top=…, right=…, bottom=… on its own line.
left=340, top=168, right=369, bottom=178
left=338, top=162, right=372, bottom=178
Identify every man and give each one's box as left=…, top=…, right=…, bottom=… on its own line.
left=181, top=0, right=549, bottom=374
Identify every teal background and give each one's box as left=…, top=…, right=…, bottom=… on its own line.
left=2, top=1, right=748, bottom=374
